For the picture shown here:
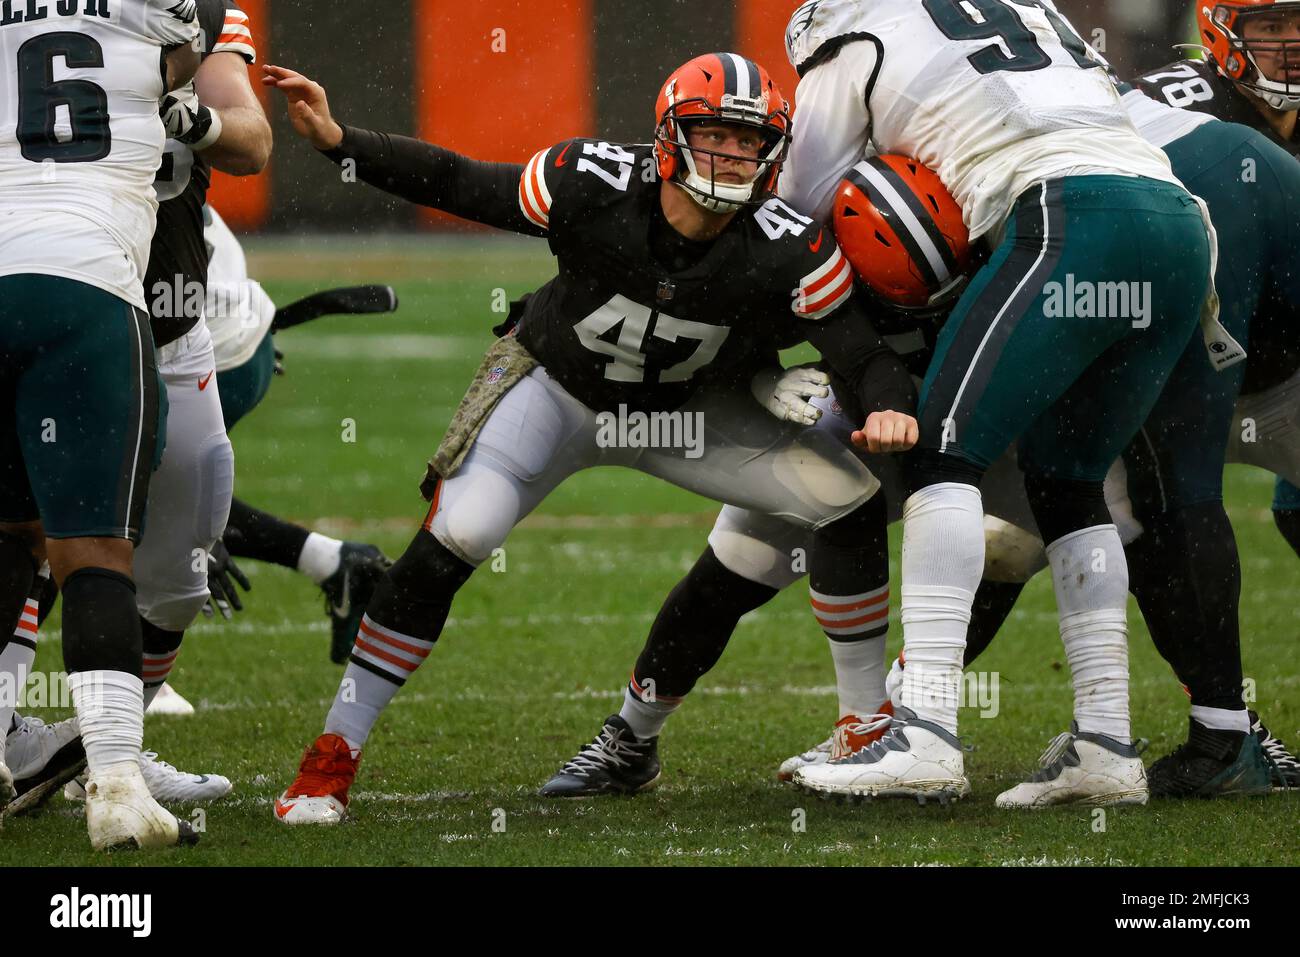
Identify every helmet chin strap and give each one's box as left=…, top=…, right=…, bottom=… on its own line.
left=1247, top=79, right=1300, bottom=111
left=677, top=146, right=757, bottom=215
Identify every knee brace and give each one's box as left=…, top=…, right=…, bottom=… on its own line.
left=982, top=516, right=1047, bottom=584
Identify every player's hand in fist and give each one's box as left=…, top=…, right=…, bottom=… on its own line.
left=852, top=410, right=919, bottom=453
left=261, top=64, right=343, bottom=150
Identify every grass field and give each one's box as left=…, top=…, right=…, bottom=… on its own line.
left=3, top=236, right=1297, bottom=867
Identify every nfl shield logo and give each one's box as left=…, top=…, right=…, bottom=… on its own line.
left=487, top=365, right=507, bottom=384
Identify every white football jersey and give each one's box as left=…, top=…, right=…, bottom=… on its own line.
left=0, top=0, right=199, bottom=309
left=782, top=0, right=1184, bottom=240
left=1120, top=85, right=1216, bottom=150
left=203, top=204, right=275, bottom=371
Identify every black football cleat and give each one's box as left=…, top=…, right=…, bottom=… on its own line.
left=321, top=543, right=392, bottom=664
left=539, top=715, right=661, bottom=798
left=1249, top=711, right=1300, bottom=791
left=1147, top=717, right=1272, bottom=799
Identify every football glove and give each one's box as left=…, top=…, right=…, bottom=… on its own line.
left=203, top=539, right=251, bottom=620
left=751, top=365, right=830, bottom=426
left=160, top=82, right=223, bottom=149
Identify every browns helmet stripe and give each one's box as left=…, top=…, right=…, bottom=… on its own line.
left=713, top=52, right=762, bottom=100
left=845, top=159, right=960, bottom=292
left=863, top=157, right=961, bottom=281
left=716, top=51, right=739, bottom=98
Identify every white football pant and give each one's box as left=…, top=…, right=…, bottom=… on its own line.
left=424, top=366, right=878, bottom=567
left=133, top=317, right=234, bottom=631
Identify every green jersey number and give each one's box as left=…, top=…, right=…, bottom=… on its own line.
left=922, top=0, right=1098, bottom=76
left=17, top=32, right=111, bottom=163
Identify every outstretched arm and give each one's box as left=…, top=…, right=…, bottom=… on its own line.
left=261, top=64, right=544, bottom=236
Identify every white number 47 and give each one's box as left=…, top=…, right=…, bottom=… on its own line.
left=574, top=294, right=729, bottom=384
left=577, top=142, right=635, bottom=191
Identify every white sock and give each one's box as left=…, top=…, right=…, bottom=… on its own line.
left=298, top=533, right=343, bottom=584
left=0, top=641, right=36, bottom=738
left=618, top=684, right=679, bottom=741
left=69, top=670, right=143, bottom=774
left=827, top=635, right=888, bottom=717
left=1047, top=525, right=1131, bottom=741
left=899, top=483, right=984, bottom=734
left=1190, top=705, right=1250, bottom=733
left=324, top=663, right=399, bottom=751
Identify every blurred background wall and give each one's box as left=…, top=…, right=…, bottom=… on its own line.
left=215, top=0, right=1203, bottom=233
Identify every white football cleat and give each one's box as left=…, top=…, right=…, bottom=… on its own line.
left=0, top=760, right=14, bottom=811
left=146, top=683, right=196, bottom=717
left=777, top=705, right=894, bottom=782
left=66, top=750, right=232, bottom=804
left=793, top=705, right=969, bottom=804
left=777, top=735, right=832, bottom=782
left=83, top=761, right=198, bottom=851
left=995, top=725, right=1148, bottom=808
left=5, top=715, right=81, bottom=781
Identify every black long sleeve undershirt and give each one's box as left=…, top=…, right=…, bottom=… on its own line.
left=321, top=124, right=543, bottom=237
left=800, top=296, right=918, bottom=422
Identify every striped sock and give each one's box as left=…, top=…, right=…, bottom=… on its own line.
left=140, top=620, right=183, bottom=710
left=618, top=676, right=682, bottom=741
left=324, top=614, right=434, bottom=749
left=0, top=587, right=42, bottom=733
left=811, top=584, right=890, bottom=717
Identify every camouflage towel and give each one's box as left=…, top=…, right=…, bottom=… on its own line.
left=420, top=335, right=539, bottom=498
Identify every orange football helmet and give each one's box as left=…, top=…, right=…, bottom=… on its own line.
left=831, top=155, right=971, bottom=311
left=654, top=53, right=791, bottom=214
left=1197, top=0, right=1300, bottom=110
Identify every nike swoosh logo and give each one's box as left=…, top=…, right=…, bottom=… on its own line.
left=808, top=229, right=824, bottom=254
left=555, top=143, right=573, bottom=168
left=275, top=801, right=295, bottom=818
left=198, top=371, right=214, bottom=391
left=331, top=568, right=352, bottom=619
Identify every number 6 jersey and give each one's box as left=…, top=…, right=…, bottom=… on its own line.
left=0, top=0, right=199, bottom=309
left=781, top=0, right=1183, bottom=241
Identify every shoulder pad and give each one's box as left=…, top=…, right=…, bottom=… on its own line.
left=520, top=139, right=652, bottom=232
left=785, top=0, right=875, bottom=76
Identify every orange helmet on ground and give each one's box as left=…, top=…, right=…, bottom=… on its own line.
left=654, top=53, right=792, bottom=214
left=1197, top=0, right=1300, bottom=110
left=831, top=155, right=971, bottom=312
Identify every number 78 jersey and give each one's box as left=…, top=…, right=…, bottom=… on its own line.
left=0, top=0, right=199, bottom=309
left=783, top=0, right=1181, bottom=240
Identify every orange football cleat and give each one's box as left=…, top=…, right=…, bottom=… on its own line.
left=274, top=733, right=360, bottom=826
